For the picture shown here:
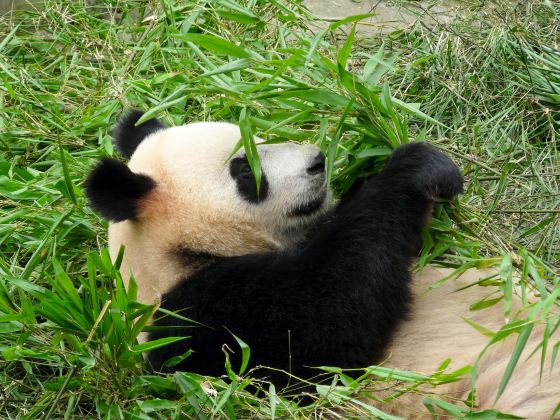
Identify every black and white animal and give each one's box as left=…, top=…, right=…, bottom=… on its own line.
left=85, top=110, right=461, bottom=380
left=85, top=112, right=559, bottom=417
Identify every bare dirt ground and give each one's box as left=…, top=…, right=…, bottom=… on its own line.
left=1, top=0, right=462, bottom=31
left=0, top=0, right=40, bottom=15
left=304, top=0, right=463, bottom=34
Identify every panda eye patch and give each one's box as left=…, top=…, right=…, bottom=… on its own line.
left=229, top=157, right=269, bottom=203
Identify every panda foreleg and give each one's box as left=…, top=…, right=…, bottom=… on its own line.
left=276, top=142, right=465, bottom=366
left=147, top=142, right=463, bottom=386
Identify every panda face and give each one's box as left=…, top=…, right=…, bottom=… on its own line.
left=90, top=117, right=330, bottom=303
left=228, top=142, right=328, bottom=224
left=128, top=122, right=330, bottom=245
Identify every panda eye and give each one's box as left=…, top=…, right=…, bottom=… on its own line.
left=230, top=157, right=254, bottom=180
left=229, top=156, right=269, bottom=203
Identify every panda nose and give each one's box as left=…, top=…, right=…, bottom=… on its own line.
left=307, top=152, right=325, bottom=176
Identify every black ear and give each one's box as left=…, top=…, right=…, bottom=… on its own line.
left=84, top=157, right=156, bottom=222
left=113, top=110, right=165, bottom=159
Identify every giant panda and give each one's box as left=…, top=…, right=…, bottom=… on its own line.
left=85, top=111, right=559, bottom=417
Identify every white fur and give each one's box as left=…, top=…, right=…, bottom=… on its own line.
left=109, top=121, right=559, bottom=417
left=110, top=121, right=329, bottom=303
left=380, top=266, right=559, bottom=418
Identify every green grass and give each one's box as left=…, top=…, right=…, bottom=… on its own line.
left=0, top=0, right=558, bottom=418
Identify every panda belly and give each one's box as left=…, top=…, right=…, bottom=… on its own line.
left=381, top=266, right=560, bottom=418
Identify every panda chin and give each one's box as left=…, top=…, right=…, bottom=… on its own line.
left=287, top=190, right=327, bottom=218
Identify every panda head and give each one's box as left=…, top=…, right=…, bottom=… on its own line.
left=85, top=111, right=330, bottom=302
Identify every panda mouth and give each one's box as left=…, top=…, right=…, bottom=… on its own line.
left=287, top=191, right=327, bottom=217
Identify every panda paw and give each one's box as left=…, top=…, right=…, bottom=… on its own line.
left=387, top=142, right=463, bottom=200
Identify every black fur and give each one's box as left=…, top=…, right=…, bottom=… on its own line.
left=84, top=157, right=156, bottom=222
left=113, top=110, right=165, bottom=159
left=287, top=194, right=326, bottom=217
left=306, top=152, right=325, bottom=175
left=176, top=248, right=221, bottom=272
left=147, top=142, right=464, bottom=388
left=229, top=157, right=269, bottom=203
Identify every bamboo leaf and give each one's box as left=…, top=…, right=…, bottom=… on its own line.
left=328, top=13, right=375, bottom=31
left=230, top=332, right=250, bottom=375
left=137, top=88, right=189, bottom=124
left=200, top=58, right=253, bottom=77
left=337, top=24, right=356, bottom=69
left=499, top=254, right=513, bottom=320
left=239, top=108, right=262, bottom=196
left=131, top=336, right=188, bottom=353
left=391, top=97, right=448, bottom=128
left=175, top=33, right=250, bottom=58
left=305, top=29, right=327, bottom=66
left=495, top=324, right=533, bottom=401
left=58, top=144, right=77, bottom=205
